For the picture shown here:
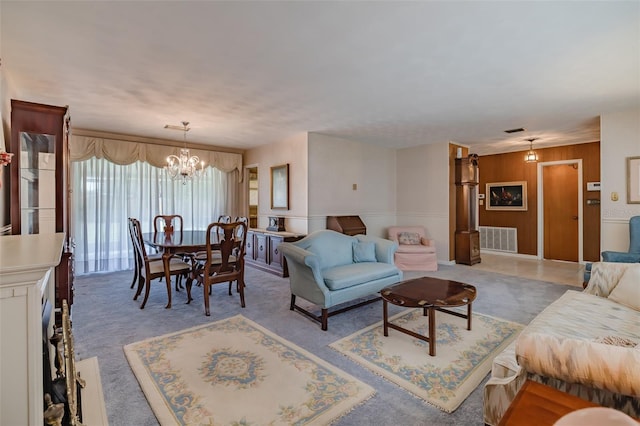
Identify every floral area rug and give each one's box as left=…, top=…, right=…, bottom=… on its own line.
left=124, top=315, right=374, bottom=425
left=329, top=308, right=523, bottom=413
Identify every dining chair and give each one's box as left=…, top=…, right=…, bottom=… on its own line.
left=128, top=217, right=162, bottom=289
left=186, top=220, right=248, bottom=316
left=153, top=214, right=188, bottom=290
left=217, top=215, right=232, bottom=223
left=153, top=214, right=184, bottom=233
left=130, top=218, right=192, bottom=309
left=191, top=215, right=232, bottom=264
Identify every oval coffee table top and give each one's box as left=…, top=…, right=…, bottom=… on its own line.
left=381, top=276, right=477, bottom=308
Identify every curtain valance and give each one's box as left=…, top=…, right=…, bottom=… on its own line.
left=69, top=135, right=243, bottom=174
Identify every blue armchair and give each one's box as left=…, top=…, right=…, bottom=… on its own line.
left=584, top=216, right=640, bottom=283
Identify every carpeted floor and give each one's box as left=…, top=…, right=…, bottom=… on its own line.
left=72, top=264, right=574, bottom=425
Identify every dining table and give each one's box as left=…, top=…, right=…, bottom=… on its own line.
left=142, top=230, right=219, bottom=308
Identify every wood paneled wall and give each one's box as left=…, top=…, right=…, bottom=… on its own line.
left=478, top=142, right=600, bottom=261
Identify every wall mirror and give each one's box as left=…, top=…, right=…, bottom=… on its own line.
left=270, top=164, right=289, bottom=210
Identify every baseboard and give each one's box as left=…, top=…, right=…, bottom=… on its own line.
left=479, top=250, right=539, bottom=260
left=76, top=356, right=109, bottom=425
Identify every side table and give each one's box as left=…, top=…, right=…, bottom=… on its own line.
left=499, top=380, right=603, bottom=425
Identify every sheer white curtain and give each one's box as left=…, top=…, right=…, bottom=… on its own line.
left=71, top=157, right=228, bottom=274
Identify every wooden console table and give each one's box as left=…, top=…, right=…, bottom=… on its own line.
left=245, top=229, right=305, bottom=277
left=499, top=380, right=601, bottom=425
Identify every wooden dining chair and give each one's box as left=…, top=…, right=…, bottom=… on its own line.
left=153, top=214, right=189, bottom=290
left=186, top=220, right=248, bottom=316
left=191, top=215, right=231, bottom=264
left=217, top=215, right=232, bottom=224
left=130, top=218, right=192, bottom=309
left=153, top=214, right=184, bottom=233
left=128, top=217, right=162, bottom=289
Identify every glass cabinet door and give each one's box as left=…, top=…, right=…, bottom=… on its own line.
left=19, top=132, right=57, bottom=234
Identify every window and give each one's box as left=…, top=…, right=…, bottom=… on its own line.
left=71, top=158, right=228, bottom=274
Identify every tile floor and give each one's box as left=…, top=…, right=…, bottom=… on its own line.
left=458, top=252, right=586, bottom=288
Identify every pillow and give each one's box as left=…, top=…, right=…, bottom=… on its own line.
left=353, top=241, right=377, bottom=263
left=593, top=336, right=638, bottom=348
left=608, top=265, right=640, bottom=311
left=398, top=232, right=421, bottom=245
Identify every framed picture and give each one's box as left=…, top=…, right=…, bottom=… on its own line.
left=270, top=163, right=289, bottom=210
left=486, top=181, right=528, bottom=211
left=628, top=156, right=640, bottom=204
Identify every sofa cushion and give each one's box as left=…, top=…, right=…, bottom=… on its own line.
left=396, top=244, right=436, bottom=254
left=398, top=232, right=421, bottom=245
left=353, top=241, right=377, bottom=263
left=323, top=263, right=399, bottom=291
left=608, top=265, right=640, bottom=311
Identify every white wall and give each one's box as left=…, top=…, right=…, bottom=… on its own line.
left=307, top=133, right=396, bottom=237
left=395, top=142, right=451, bottom=263
left=244, top=132, right=309, bottom=234
left=600, top=108, right=640, bottom=251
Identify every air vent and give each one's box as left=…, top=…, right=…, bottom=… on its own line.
left=164, top=124, right=190, bottom=132
left=479, top=226, right=518, bottom=253
left=504, top=127, right=526, bottom=134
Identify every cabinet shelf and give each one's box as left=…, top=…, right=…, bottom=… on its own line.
left=10, top=99, right=74, bottom=324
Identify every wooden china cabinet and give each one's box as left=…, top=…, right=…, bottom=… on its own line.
left=455, top=155, right=481, bottom=265
left=10, top=99, right=74, bottom=323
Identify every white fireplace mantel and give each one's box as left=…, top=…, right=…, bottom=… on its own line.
left=0, top=233, right=64, bottom=426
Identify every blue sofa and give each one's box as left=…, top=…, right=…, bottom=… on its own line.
left=279, top=229, right=403, bottom=330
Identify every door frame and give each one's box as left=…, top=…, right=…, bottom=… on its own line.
left=244, top=163, right=259, bottom=224
left=536, top=159, right=584, bottom=263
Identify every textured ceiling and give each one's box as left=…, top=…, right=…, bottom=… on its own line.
left=2, top=1, right=638, bottom=155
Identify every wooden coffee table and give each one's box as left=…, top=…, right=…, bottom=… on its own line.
left=380, top=276, right=477, bottom=356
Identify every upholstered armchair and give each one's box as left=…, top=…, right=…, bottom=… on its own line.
left=584, top=216, right=640, bottom=283
left=387, top=226, right=437, bottom=271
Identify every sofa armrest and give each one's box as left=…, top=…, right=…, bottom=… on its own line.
left=356, top=235, right=398, bottom=264
left=601, top=251, right=640, bottom=263
left=279, top=243, right=324, bottom=283
left=420, top=237, right=435, bottom=247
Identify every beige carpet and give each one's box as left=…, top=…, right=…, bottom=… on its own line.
left=330, top=308, right=523, bottom=413
left=124, top=315, right=374, bottom=425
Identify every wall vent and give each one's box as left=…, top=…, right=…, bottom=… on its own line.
left=479, top=226, right=518, bottom=253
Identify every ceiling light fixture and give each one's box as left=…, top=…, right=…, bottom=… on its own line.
left=524, top=138, right=539, bottom=163
left=165, top=121, right=205, bottom=184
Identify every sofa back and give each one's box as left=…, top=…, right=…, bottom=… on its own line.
left=630, top=216, right=640, bottom=253
left=388, top=226, right=426, bottom=244
left=293, top=229, right=356, bottom=269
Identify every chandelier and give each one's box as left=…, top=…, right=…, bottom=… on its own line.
left=165, top=121, right=204, bottom=183
left=524, top=137, right=539, bottom=163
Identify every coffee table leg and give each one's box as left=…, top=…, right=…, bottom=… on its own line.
left=467, top=303, right=472, bottom=330
left=428, top=306, right=435, bottom=356
left=383, top=299, right=389, bottom=337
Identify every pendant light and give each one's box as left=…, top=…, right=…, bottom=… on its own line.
left=524, top=138, right=539, bottom=163
left=165, top=121, right=205, bottom=184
